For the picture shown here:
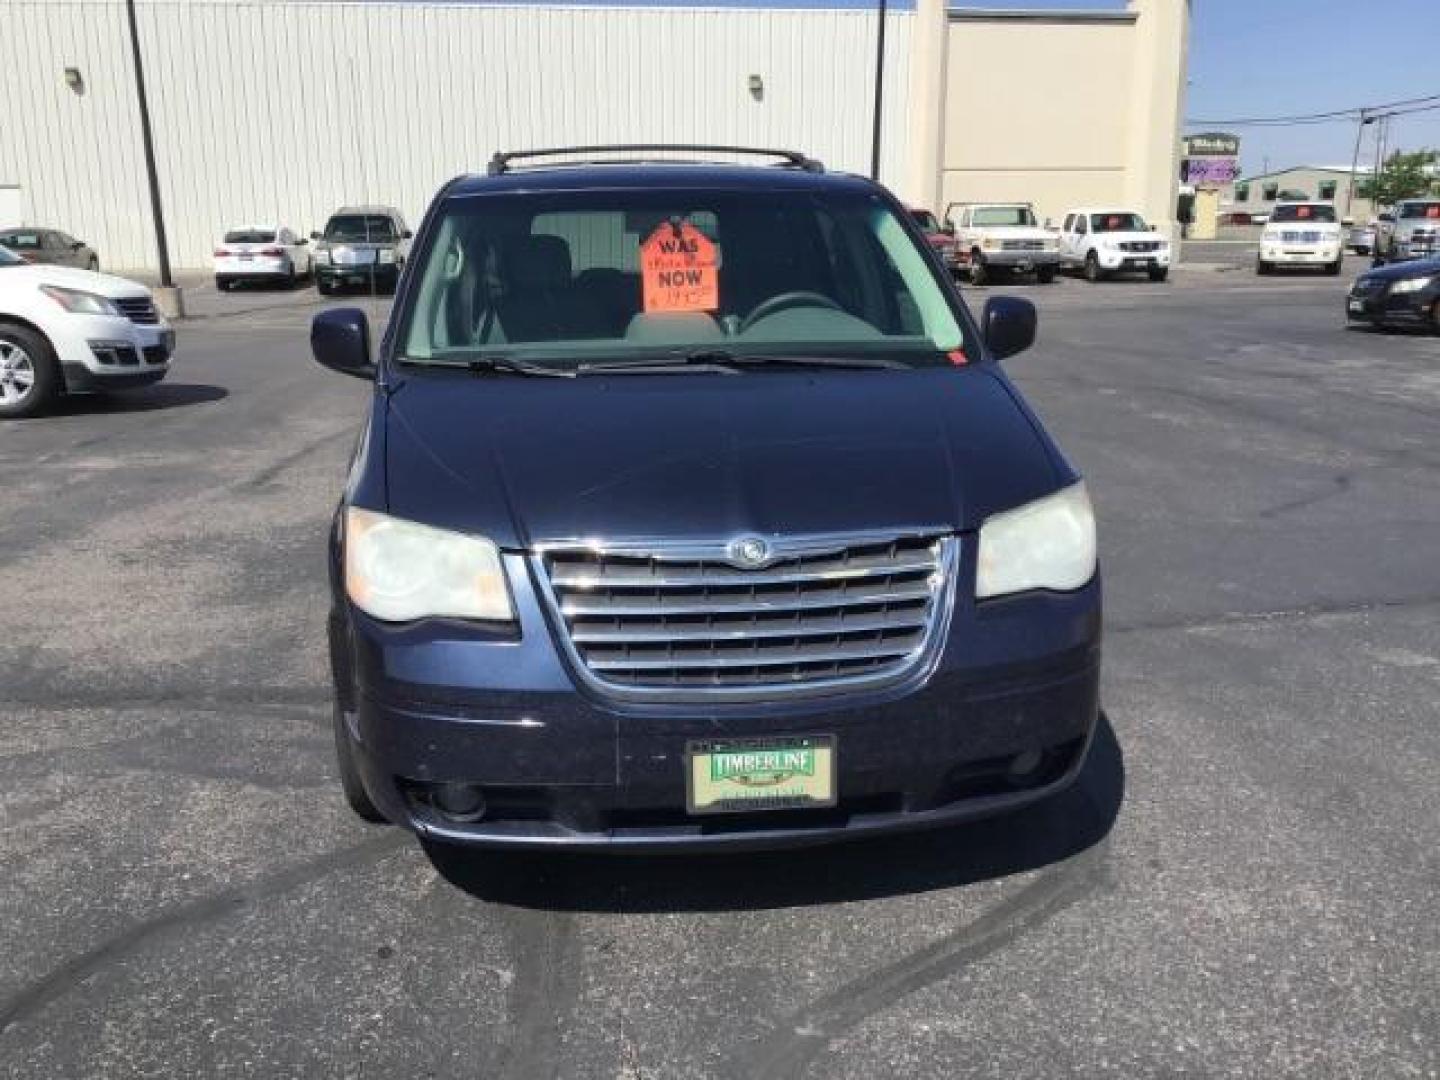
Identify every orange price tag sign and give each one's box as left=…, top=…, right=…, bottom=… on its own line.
left=641, top=221, right=718, bottom=313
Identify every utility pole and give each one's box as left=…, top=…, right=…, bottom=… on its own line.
left=870, top=0, right=888, bottom=180
left=1346, top=109, right=1370, bottom=221
left=1372, top=113, right=1388, bottom=207
left=123, top=0, right=182, bottom=315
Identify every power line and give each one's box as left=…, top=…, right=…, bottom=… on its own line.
left=1186, top=92, right=1440, bottom=127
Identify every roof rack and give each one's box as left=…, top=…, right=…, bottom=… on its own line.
left=487, top=144, right=824, bottom=176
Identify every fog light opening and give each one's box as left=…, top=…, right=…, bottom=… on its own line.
left=1007, top=749, right=1045, bottom=784
left=432, top=782, right=487, bottom=823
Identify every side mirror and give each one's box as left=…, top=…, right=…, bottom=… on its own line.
left=311, top=308, right=375, bottom=380
left=72, top=240, right=85, bottom=250
left=401, top=229, right=413, bottom=240
left=941, top=223, right=955, bottom=236
left=981, top=296, right=1037, bottom=360
left=296, top=237, right=309, bottom=246
left=310, top=230, right=322, bottom=240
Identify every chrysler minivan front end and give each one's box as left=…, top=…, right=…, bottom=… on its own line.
left=314, top=147, right=1101, bottom=851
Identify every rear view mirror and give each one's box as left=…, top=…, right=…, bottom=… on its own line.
left=312, top=308, right=375, bottom=380
left=981, top=296, right=1037, bottom=360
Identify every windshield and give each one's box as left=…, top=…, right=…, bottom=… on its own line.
left=325, top=215, right=396, bottom=242
left=0, top=231, right=42, bottom=251
left=1090, top=213, right=1148, bottom=232
left=909, top=210, right=940, bottom=231
left=1270, top=204, right=1337, bottom=223
left=1398, top=202, right=1440, bottom=220
left=0, top=246, right=23, bottom=267
left=399, top=189, right=966, bottom=370
left=970, top=206, right=1036, bottom=228
left=224, top=229, right=276, bottom=244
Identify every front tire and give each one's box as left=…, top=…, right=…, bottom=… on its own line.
left=1084, top=251, right=1104, bottom=282
left=333, top=702, right=386, bottom=823
left=1148, top=267, right=1169, bottom=283
left=1036, top=264, right=1056, bottom=284
left=0, top=324, right=59, bottom=419
left=1256, top=257, right=1273, bottom=276
left=1325, top=256, right=1343, bottom=276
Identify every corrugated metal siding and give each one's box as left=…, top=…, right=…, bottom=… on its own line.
left=0, top=0, right=913, bottom=270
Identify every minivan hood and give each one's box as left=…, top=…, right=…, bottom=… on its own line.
left=382, top=367, right=1063, bottom=548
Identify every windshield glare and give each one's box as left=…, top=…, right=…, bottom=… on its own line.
left=1090, top=213, right=1148, bottom=232
left=1270, top=204, right=1337, bottom=223
left=326, top=215, right=396, bottom=241
left=399, top=190, right=966, bottom=369
left=970, top=207, right=1036, bottom=228
left=0, top=232, right=42, bottom=250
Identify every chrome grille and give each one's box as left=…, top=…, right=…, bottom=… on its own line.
left=114, top=296, right=159, bottom=324
left=1001, top=239, right=1044, bottom=251
left=1120, top=241, right=1161, bottom=253
left=536, top=533, right=956, bottom=701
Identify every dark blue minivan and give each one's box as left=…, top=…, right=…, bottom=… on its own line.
left=312, top=146, right=1100, bottom=850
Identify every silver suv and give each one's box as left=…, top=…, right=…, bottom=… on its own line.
left=1375, top=199, right=1440, bottom=264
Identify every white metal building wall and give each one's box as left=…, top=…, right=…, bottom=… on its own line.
left=0, top=0, right=914, bottom=270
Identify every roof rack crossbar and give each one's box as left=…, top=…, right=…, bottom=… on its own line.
left=487, top=144, right=823, bottom=176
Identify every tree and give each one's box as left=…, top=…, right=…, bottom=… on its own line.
left=1358, top=149, right=1439, bottom=205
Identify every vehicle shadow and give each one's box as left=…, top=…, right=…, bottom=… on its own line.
left=424, top=712, right=1125, bottom=913
left=55, top=383, right=228, bottom=415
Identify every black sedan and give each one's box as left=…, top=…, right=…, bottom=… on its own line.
left=1346, top=257, right=1440, bottom=332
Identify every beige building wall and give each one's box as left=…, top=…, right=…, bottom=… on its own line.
left=905, top=1, right=1190, bottom=238
left=1222, top=167, right=1376, bottom=224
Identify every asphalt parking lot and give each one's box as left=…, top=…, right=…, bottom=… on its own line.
left=2, top=264, right=1437, bottom=1078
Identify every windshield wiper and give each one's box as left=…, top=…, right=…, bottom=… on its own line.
left=399, top=354, right=574, bottom=378
left=578, top=349, right=906, bottom=375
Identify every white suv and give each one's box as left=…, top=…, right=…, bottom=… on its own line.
left=0, top=245, right=173, bottom=418
left=1257, top=202, right=1343, bottom=275
left=1058, top=208, right=1171, bottom=282
left=943, top=202, right=1061, bottom=285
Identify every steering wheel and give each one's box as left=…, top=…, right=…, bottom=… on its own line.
left=739, top=291, right=843, bottom=334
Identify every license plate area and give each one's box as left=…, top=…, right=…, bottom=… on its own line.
left=686, top=735, right=836, bottom=815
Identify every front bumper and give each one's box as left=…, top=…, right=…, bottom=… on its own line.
left=1260, top=243, right=1340, bottom=265
left=981, top=249, right=1062, bottom=269
left=1096, top=249, right=1171, bottom=271
left=316, top=262, right=400, bottom=288
left=333, top=547, right=1102, bottom=851
left=47, top=311, right=173, bottom=392
left=1346, top=286, right=1438, bottom=325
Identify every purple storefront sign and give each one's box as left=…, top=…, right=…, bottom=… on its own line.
left=1184, top=158, right=1239, bottom=184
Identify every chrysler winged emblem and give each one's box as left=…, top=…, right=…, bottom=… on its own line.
left=727, top=536, right=771, bottom=569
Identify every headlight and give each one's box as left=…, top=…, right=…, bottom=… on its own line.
left=40, top=285, right=120, bottom=316
left=1101, top=238, right=1117, bottom=250
left=1043, top=238, right=1059, bottom=251
left=1391, top=275, right=1435, bottom=294
left=982, top=237, right=997, bottom=250
left=976, top=483, right=1097, bottom=599
left=344, top=508, right=514, bottom=623
left=1262, top=230, right=1281, bottom=242
left=378, top=249, right=396, bottom=264
left=314, top=249, right=332, bottom=265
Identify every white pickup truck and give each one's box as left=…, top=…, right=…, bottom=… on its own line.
left=943, top=202, right=1061, bottom=285
left=1057, top=208, right=1171, bottom=282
